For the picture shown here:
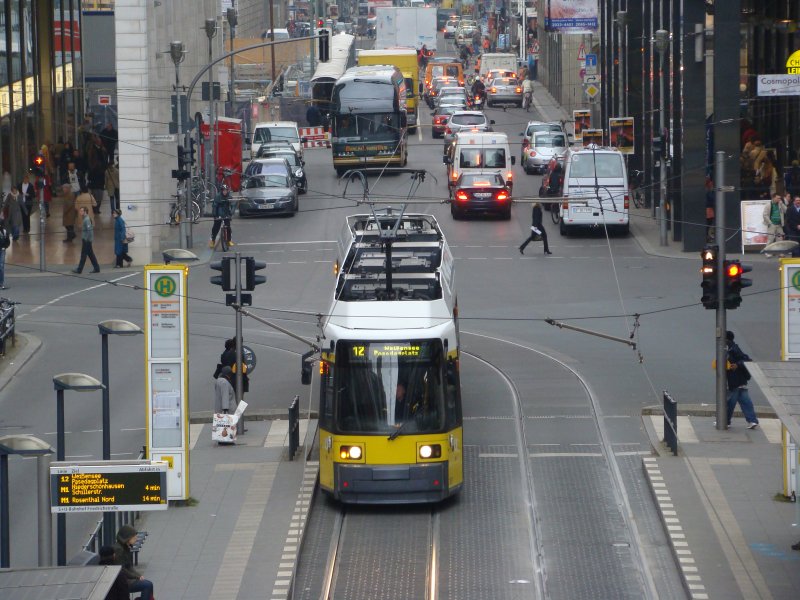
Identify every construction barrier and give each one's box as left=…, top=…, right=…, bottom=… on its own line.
left=300, top=126, right=331, bottom=148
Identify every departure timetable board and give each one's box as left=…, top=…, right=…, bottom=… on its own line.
left=50, top=461, right=168, bottom=513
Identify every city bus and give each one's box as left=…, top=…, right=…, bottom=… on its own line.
left=330, top=65, right=408, bottom=175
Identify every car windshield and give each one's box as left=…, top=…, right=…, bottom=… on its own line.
left=264, top=152, right=299, bottom=166
left=534, top=134, right=566, bottom=148
left=451, top=114, right=485, bottom=126
left=526, top=123, right=563, bottom=137
left=493, top=78, right=518, bottom=86
left=459, top=148, right=507, bottom=169
left=248, top=162, right=288, bottom=176
left=248, top=174, right=290, bottom=188
left=569, top=153, right=625, bottom=179
left=253, top=126, right=299, bottom=145
left=462, top=173, right=503, bottom=186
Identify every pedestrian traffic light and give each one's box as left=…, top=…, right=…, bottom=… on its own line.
left=244, top=257, right=267, bottom=290
left=700, top=245, right=718, bottom=309
left=177, top=144, right=186, bottom=170
left=723, top=259, right=752, bottom=309
left=32, top=153, right=45, bottom=176
left=652, top=136, right=663, bottom=160
left=210, top=257, right=234, bottom=291
left=318, top=29, right=330, bottom=62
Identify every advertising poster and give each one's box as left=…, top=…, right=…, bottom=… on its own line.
left=740, top=200, right=770, bottom=251
left=573, top=109, right=591, bottom=140
left=609, top=117, right=634, bottom=154
left=544, top=0, right=598, bottom=33
left=582, top=128, right=603, bottom=147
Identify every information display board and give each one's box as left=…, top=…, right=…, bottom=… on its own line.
left=780, top=259, right=800, bottom=360
left=50, top=461, right=168, bottom=513
left=144, top=266, right=189, bottom=500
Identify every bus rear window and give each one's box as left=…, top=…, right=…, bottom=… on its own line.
left=459, top=148, right=506, bottom=169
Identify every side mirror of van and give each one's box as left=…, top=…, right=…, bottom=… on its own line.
left=490, top=120, right=496, bottom=125
left=443, top=155, right=452, bottom=165
left=511, top=156, right=516, bottom=165
left=518, top=132, right=524, bottom=136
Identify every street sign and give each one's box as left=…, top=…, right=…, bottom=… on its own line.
left=585, top=53, right=597, bottom=75
left=585, top=84, right=600, bottom=99
left=50, top=461, right=168, bottom=513
left=97, top=94, right=111, bottom=106
left=577, top=43, right=586, bottom=61
left=242, top=345, right=257, bottom=373
left=584, top=74, right=601, bottom=84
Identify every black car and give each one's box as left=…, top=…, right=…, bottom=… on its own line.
left=260, top=150, right=307, bottom=193
left=450, top=172, right=511, bottom=220
left=239, top=173, right=298, bottom=217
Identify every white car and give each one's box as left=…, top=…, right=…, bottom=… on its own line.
left=251, top=121, right=304, bottom=160
left=444, top=18, right=459, bottom=38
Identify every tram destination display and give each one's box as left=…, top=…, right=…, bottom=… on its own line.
left=50, top=460, right=168, bottom=513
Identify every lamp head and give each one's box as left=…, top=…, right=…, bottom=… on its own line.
left=226, top=8, right=238, bottom=28
left=204, top=18, right=218, bottom=39
left=98, top=319, right=144, bottom=336
left=654, top=30, right=670, bottom=54
left=53, top=373, right=105, bottom=392
left=0, top=435, right=53, bottom=456
left=162, top=248, right=198, bottom=264
left=169, top=41, right=185, bottom=65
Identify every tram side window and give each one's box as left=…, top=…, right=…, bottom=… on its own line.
left=444, top=357, right=462, bottom=429
left=320, top=360, right=335, bottom=429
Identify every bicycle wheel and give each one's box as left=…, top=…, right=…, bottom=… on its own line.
left=190, top=201, right=201, bottom=223
left=633, top=189, right=644, bottom=209
left=220, top=225, right=230, bottom=252
left=550, top=206, right=561, bottom=225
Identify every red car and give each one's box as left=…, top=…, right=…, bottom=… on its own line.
left=450, top=172, right=511, bottom=220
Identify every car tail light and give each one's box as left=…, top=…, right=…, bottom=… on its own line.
left=515, top=87, right=522, bottom=93
left=506, top=171, right=513, bottom=181
left=445, top=127, right=452, bottom=135
left=490, top=87, right=497, bottom=93
left=624, top=194, right=629, bottom=209
left=529, top=150, right=536, bottom=157
left=451, top=170, right=459, bottom=181
left=496, top=191, right=509, bottom=201
left=434, top=116, right=443, bottom=124
left=562, top=194, right=569, bottom=211
left=456, top=190, right=469, bottom=201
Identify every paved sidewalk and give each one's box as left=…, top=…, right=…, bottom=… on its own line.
left=642, top=411, right=800, bottom=599
left=135, top=418, right=318, bottom=600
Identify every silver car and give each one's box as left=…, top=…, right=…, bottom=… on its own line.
left=443, top=111, right=494, bottom=149
left=525, top=131, right=568, bottom=174
left=239, top=173, right=298, bottom=217
left=456, top=21, right=477, bottom=46
left=486, top=77, right=522, bottom=107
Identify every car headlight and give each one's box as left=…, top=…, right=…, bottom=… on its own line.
left=418, top=444, right=442, bottom=459
left=340, top=445, right=362, bottom=460
left=295, top=169, right=303, bottom=178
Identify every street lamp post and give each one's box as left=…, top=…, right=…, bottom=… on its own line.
left=616, top=11, right=627, bottom=119
left=53, top=373, right=105, bottom=566
left=97, top=320, right=143, bottom=546
left=654, top=29, right=670, bottom=247
left=204, top=19, right=218, bottom=189
left=169, top=41, right=189, bottom=251
left=0, top=435, right=53, bottom=568
left=226, top=8, right=238, bottom=118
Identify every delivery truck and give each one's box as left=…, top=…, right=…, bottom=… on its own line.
left=358, top=48, right=420, bottom=132
left=375, top=7, right=437, bottom=51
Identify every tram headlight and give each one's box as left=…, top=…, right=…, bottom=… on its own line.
left=339, top=445, right=363, bottom=460
left=418, top=444, right=441, bottom=460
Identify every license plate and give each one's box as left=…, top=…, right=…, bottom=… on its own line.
left=474, top=192, right=492, bottom=198
left=573, top=207, right=593, bottom=213
left=258, top=204, right=275, bottom=209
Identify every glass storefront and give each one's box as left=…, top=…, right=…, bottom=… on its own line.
left=0, top=0, right=82, bottom=183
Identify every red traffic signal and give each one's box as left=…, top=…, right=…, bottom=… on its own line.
left=317, top=18, right=324, bottom=28
left=32, top=153, right=46, bottom=175
left=726, top=262, right=742, bottom=278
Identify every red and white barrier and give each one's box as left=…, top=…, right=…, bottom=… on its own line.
left=300, top=126, right=331, bottom=148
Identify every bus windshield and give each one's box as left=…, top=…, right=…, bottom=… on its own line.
left=333, top=79, right=398, bottom=113
left=332, top=340, right=446, bottom=434
left=334, top=112, right=402, bottom=141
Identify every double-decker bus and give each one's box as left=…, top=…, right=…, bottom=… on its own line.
left=330, top=65, right=408, bottom=175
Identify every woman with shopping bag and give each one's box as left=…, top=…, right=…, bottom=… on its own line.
left=519, top=202, right=552, bottom=255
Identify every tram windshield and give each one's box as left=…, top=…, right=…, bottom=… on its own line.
left=332, top=340, right=446, bottom=434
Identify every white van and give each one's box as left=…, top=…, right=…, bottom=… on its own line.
left=479, top=53, right=518, bottom=79
left=557, top=145, right=629, bottom=235
left=445, top=131, right=515, bottom=193
left=251, top=121, right=304, bottom=159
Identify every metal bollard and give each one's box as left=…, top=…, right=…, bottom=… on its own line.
left=288, top=395, right=300, bottom=460
left=663, top=391, right=678, bottom=456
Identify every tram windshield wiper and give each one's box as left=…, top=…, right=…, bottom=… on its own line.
left=388, top=420, right=411, bottom=441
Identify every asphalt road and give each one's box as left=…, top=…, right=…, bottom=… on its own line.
left=2, top=48, right=779, bottom=595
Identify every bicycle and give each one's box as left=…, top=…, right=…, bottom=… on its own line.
left=550, top=203, right=561, bottom=225
left=166, top=182, right=201, bottom=226
left=629, top=169, right=645, bottom=208
left=522, top=90, right=532, bottom=112
left=190, top=175, right=217, bottom=217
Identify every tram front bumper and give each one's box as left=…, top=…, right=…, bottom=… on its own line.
left=333, top=462, right=452, bottom=504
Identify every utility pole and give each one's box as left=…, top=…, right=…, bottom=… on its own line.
left=268, top=0, right=277, bottom=87
left=655, top=29, right=669, bottom=247
left=714, top=150, right=728, bottom=430
left=234, top=251, right=244, bottom=435
left=616, top=11, right=627, bottom=118
left=226, top=7, right=238, bottom=118
left=170, top=41, right=188, bottom=250
left=204, top=19, right=218, bottom=189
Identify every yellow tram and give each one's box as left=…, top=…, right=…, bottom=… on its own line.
left=316, top=210, right=463, bottom=504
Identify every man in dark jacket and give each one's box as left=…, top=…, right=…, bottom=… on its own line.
left=112, top=524, right=155, bottom=600
left=98, top=545, right=132, bottom=600
left=783, top=195, right=800, bottom=256
left=724, top=331, right=759, bottom=429
left=519, top=202, right=552, bottom=255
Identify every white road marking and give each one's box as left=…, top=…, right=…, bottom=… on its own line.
left=20, top=272, right=140, bottom=320
left=233, top=240, right=337, bottom=246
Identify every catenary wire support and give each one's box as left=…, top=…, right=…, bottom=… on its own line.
left=662, top=391, right=678, bottom=456
left=545, top=318, right=637, bottom=349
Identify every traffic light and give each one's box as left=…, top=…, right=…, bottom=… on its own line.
left=700, top=245, right=718, bottom=309
left=187, top=139, right=197, bottom=166
left=245, top=257, right=267, bottom=290
left=177, top=145, right=186, bottom=170
left=32, top=153, right=45, bottom=177
left=210, top=257, right=234, bottom=291
left=723, top=259, right=752, bottom=309
left=318, top=28, right=330, bottom=62
left=316, top=18, right=324, bottom=28
left=652, top=136, right=663, bottom=160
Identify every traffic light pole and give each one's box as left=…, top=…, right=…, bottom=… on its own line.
left=714, top=150, right=727, bottom=430
left=38, top=185, right=46, bottom=272
left=234, top=252, right=244, bottom=435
